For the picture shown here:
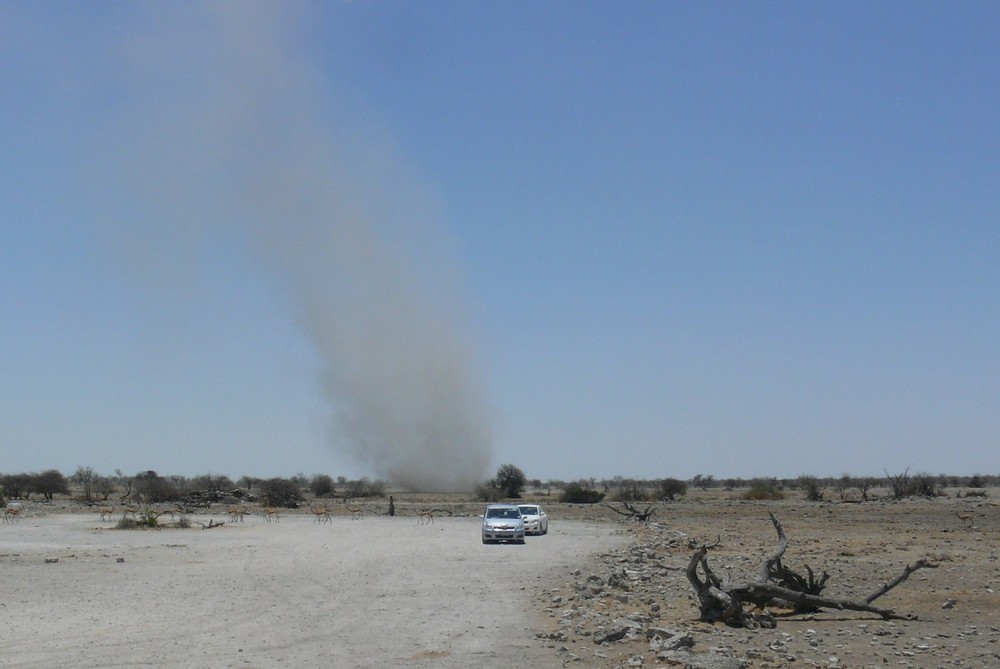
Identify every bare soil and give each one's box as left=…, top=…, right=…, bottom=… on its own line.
left=0, top=501, right=623, bottom=669
left=1, top=490, right=997, bottom=668
left=533, top=489, right=1000, bottom=669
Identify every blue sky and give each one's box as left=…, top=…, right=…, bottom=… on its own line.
left=2, top=2, right=998, bottom=486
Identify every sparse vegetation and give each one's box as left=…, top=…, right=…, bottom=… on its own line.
left=473, top=481, right=504, bottom=502
left=607, top=477, right=650, bottom=502
left=309, top=474, right=335, bottom=497
left=345, top=477, right=385, bottom=498
left=658, top=477, right=688, bottom=501
left=799, top=475, right=823, bottom=501
left=559, top=482, right=605, bottom=504
left=743, top=478, right=785, bottom=501
left=886, top=468, right=911, bottom=499
left=260, top=477, right=303, bottom=508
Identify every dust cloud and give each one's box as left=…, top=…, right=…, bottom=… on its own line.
left=88, top=4, right=492, bottom=491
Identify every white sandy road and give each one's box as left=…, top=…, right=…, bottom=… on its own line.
left=0, top=513, right=625, bottom=669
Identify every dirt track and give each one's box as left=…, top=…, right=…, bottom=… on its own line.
left=0, top=513, right=625, bottom=668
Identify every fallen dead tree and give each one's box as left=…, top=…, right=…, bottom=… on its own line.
left=602, top=502, right=657, bottom=522
left=686, top=512, right=937, bottom=628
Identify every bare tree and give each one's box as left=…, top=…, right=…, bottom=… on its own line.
left=886, top=468, right=910, bottom=499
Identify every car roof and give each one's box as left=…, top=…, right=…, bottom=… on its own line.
left=485, top=504, right=520, bottom=509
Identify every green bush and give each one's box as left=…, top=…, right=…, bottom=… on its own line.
left=559, top=482, right=605, bottom=504
left=743, top=478, right=785, bottom=501
left=658, top=478, right=688, bottom=501
left=261, top=477, right=304, bottom=507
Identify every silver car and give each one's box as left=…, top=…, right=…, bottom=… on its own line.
left=481, top=504, right=526, bottom=544
left=517, top=504, right=549, bottom=535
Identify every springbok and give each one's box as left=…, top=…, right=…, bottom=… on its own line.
left=956, top=510, right=974, bottom=529
left=3, top=504, right=22, bottom=524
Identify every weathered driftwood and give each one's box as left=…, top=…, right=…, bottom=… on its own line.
left=602, top=502, right=656, bottom=522
left=686, top=512, right=937, bottom=628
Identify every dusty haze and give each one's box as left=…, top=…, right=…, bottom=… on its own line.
left=84, top=4, right=492, bottom=490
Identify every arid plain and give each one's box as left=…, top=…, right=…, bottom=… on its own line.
left=2, top=489, right=997, bottom=668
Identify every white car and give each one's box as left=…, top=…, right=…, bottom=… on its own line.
left=517, top=504, right=548, bottom=535
left=481, top=504, right=526, bottom=544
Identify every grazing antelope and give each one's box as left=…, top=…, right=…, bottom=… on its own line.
left=227, top=505, right=247, bottom=523
left=348, top=506, right=364, bottom=520
left=122, top=505, right=140, bottom=520
left=416, top=509, right=435, bottom=525
left=262, top=506, right=280, bottom=523
left=99, top=507, right=115, bottom=522
left=3, top=505, right=22, bottom=524
left=956, top=510, right=974, bottom=528
left=311, top=506, right=331, bottom=524
left=161, top=506, right=184, bottom=523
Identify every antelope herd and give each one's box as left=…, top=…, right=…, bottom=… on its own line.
left=0, top=500, right=437, bottom=526
left=1, top=499, right=993, bottom=532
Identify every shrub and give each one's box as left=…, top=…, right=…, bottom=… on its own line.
left=260, top=477, right=303, bottom=507
left=905, top=474, right=940, bottom=498
left=344, top=477, right=385, bottom=498
left=658, top=478, right=688, bottom=501
left=473, top=481, right=503, bottom=502
left=886, top=468, right=910, bottom=499
left=608, top=478, right=650, bottom=502
left=743, top=478, right=784, bottom=501
left=799, top=475, right=823, bottom=502
left=134, top=471, right=179, bottom=503
left=310, top=474, right=335, bottom=497
left=559, top=482, right=605, bottom=504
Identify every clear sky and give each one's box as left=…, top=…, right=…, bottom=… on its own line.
left=2, top=2, right=998, bottom=487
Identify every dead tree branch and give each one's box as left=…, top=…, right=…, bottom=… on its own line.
left=602, top=502, right=656, bottom=522
left=686, top=513, right=938, bottom=628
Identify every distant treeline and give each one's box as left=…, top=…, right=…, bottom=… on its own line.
left=0, top=468, right=386, bottom=508
left=1, top=467, right=995, bottom=507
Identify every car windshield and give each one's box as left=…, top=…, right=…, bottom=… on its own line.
left=487, top=508, right=520, bottom=519
left=518, top=507, right=538, bottom=516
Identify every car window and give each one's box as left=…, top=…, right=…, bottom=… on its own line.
left=487, top=508, right=515, bottom=518
left=519, top=507, right=538, bottom=515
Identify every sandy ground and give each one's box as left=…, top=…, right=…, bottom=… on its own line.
left=0, top=512, right=626, bottom=669
left=3, top=491, right=998, bottom=668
